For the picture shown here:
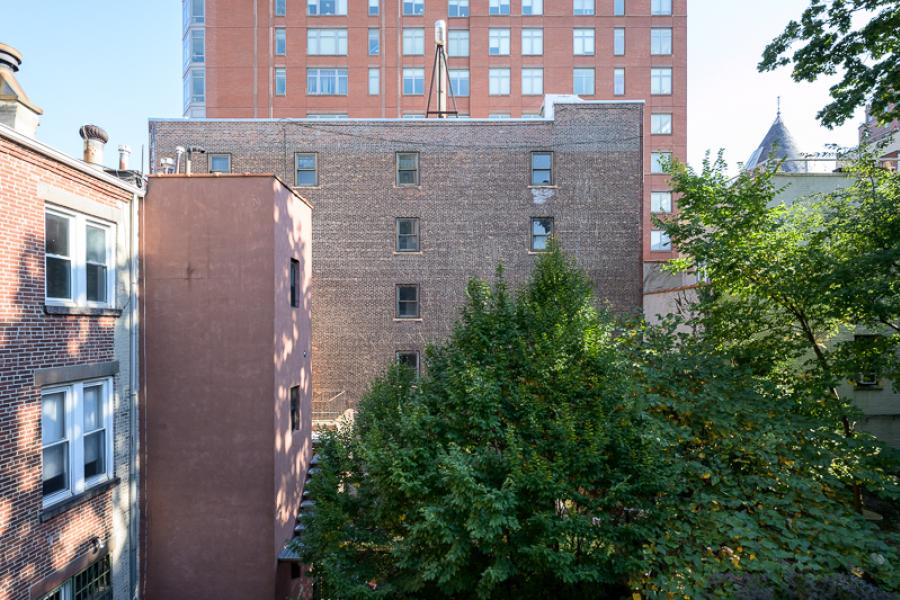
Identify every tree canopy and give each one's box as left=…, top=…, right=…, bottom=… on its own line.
left=759, top=0, right=900, bottom=128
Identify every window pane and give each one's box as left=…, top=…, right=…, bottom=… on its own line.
left=46, top=213, right=70, bottom=257
left=46, top=257, right=71, bottom=299
left=275, top=0, right=286, bottom=15
left=87, top=264, right=108, bottom=303
left=297, top=154, right=316, bottom=170
left=449, top=0, right=469, bottom=17
left=86, top=226, right=106, bottom=264
left=275, top=28, right=286, bottom=55
left=397, top=352, right=419, bottom=372
left=83, top=430, right=105, bottom=479
left=42, top=392, right=66, bottom=445
left=42, top=443, right=68, bottom=496
left=651, top=191, right=672, bottom=213
left=614, top=0, right=624, bottom=15
left=532, top=153, right=551, bottom=170
left=84, top=385, right=102, bottom=431
left=297, top=171, right=316, bottom=186
left=651, top=113, right=672, bottom=134
left=531, top=218, right=553, bottom=250
left=398, top=154, right=417, bottom=170
left=398, top=286, right=417, bottom=302
left=210, top=155, right=231, bottom=172
left=368, top=29, right=379, bottom=55
left=448, top=30, right=469, bottom=56
left=574, top=0, right=594, bottom=15
left=613, top=29, right=624, bottom=55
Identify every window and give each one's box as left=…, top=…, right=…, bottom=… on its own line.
left=448, top=30, right=469, bottom=56
left=404, top=0, right=425, bottom=15
left=368, top=68, right=380, bottom=95
left=402, top=68, right=425, bottom=95
left=396, top=351, right=420, bottom=375
left=522, top=68, right=543, bottom=96
left=290, top=386, right=300, bottom=431
left=650, top=151, right=672, bottom=173
left=275, top=0, right=286, bottom=16
left=573, top=28, right=594, bottom=55
left=369, top=0, right=379, bottom=15
left=573, top=0, right=593, bottom=15
left=651, top=67, right=672, bottom=95
left=449, top=69, right=469, bottom=97
left=449, top=0, right=469, bottom=17
left=190, top=29, right=205, bottom=64
left=651, top=191, right=672, bottom=213
left=307, top=28, right=348, bottom=55
left=651, top=28, right=672, bottom=55
left=403, top=28, right=425, bottom=55
left=651, top=230, right=671, bottom=251
left=396, top=285, right=420, bottom=319
left=522, top=0, right=542, bottom=15
left=531, top=217, right=553, bottom=251
left=290, top=258, right=300, bottom=306
left=396, top=152, right=420, bottom=186
left=651, top=0, right=672, bottom=15
left=188, top=0, right=205, bottom=24
left=307, top=0, right=347, bottom=15
left=489, top=0, right=510, bottom=15
left=275, top=28, right=286, bottom=56
left=396, top=218, right=420, bottom=252
left=573, top=68, right=595, bottom=95
left=489, top=68, right=510, bottom=95
left=613, top=68, right=625, bottom=95
left=40, top=555, right=112, bottom=600
left=307, top=68, right=348, bottom=95
left=42, top=379, right=113, bottom=505
left=531, top=151, right=553, bottom=185
left=189, top=68, right=205, bottom=102
left=522, top=28, right=543, bottom=55
left=489, top=28, right=510, bottom=56
left=295, top=153, right=318, bottom=186
left=275, top=67, right=287, bottom=96
left=209, top=153, right=231, bottom=173
left=613, top=28, right=625, bottom=55
left=651, top=113, right=672, bottom=134
left=614, top=0, right=625, bottom=15
left=368, top=28, right=380, bottom=55
left=45, top=208, right=115, bottom=307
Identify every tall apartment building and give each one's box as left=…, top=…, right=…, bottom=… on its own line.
left=181, top=0, right=686, bottom=266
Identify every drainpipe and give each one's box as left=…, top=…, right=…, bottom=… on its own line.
left=128, top=184, right=141, bottom=600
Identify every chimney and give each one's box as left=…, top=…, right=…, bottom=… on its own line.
left=118, top=144, right=131, bottom=170
left=79, top=124, right=109, bottom=166
left=0, top=43, right=44, bottom=137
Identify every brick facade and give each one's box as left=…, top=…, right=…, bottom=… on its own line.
left=0, top=127, right=140, bottom=600
left=150, top=101, right=642, bottom=420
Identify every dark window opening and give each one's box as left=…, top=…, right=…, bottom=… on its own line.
left=290, top=386, right=300, bottom=431
left=396, top=285, right=420, bottom=319
left=290, top=259, right=300, bottom=307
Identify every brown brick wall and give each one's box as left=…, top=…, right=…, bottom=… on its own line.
left=149, top=102, right=642, bottom=418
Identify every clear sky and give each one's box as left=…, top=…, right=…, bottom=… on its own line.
left=4, top=0, right=864, bottom=172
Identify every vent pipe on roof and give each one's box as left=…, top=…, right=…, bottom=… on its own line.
left=0, top=43, right=44, bottom=137
left=118, top=145, right=131, bottom=170
left=79, top=124, right=109, bottom=166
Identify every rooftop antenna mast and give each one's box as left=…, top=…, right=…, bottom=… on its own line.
left=425, top=20, right=458, bottom=118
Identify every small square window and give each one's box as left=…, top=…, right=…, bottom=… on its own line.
left=573, top=28, right=595, bottom=55
left=396, top=285, right=420, bottom=319
left=651, top=191, right=672, bottom=213
left=396, top=218, right=420, bottom=252
left=290, top=258, right=300, bottom=306
left=489, top=0, right=510, bottom=15
left=531, top=217, right=553, bottom=251
left=209, top=153, right=231, bottom=173
left=651, top=113, right=673, bottom=135
left=522, top=28, right=543, bottom=55
left=295, top=153, right=318, bottom=186
left=573, top=68, right=595, bottom=95
left=522, top=0, right=542, bottom=15
left=449, top=0, right=469, bottom=17
left=369, top=0, right=380, bottom=15
left=651, top=0, right=672, bottom=16
left=489, top=28, right=511, bottom=56
left=531, top=151, right=553, bottom=185
left=290, top=386, right=300, bottom=431
left=522, top=68, right=543, bottom=96
left=403, top=68, right=425, bottom=95
left=651, top=67, right=672, bottom=95
left=403, top=0, right=425, bottom=15
left=489, top=68, right=510, bottom=95
left=651, top=230, right=671, bottom=252
left=651, top=151, right=672, bottom=174
left=651, top=28, right=672, bottom=55
left=573, top=0, right=594, bottom=15
left=448, top=30, right=469, bottom=56
left=396, top=351, right=420, bottom=375
left=397, top=152, right=420, bottom=186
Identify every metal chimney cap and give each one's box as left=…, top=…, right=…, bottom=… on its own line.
left=0, top=43, right=23, bottom=72
left=79, top=124, right=109, bottom=143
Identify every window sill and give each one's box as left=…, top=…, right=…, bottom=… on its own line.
left=40, top=477, right=120, bottom=523
left=529, top=185, right=558, bottom=189
left=45, top=305, right=122, bottom=317
left=528, top=250, right=550, bottom=255
left=393, top=318, right=423, bottom=322
left=393, top=251, right=423, bottom=256
left=855, top=385, right=884, bottom=392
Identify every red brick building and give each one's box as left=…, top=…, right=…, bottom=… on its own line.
left=0, top=45, right=143, bottom=600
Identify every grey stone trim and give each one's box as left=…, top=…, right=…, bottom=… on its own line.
left=33, top=361, right=119, bottom=386
left=44, top=305, right=122, bottom=317
left=38, top=183, right=124, bottom=224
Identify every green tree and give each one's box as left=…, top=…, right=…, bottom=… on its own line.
left=302, top=247, right=899, bottom=598
left=759, top=0, right=900, bottom=128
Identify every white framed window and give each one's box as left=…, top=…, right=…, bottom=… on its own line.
left=651, top=67, right=672, bottom=95
left=651, top=191, right=672, bottom=213
left=573, top=0, right=594, bottom=15
left=369, top=0, right=380, bottom=15
left=573, top=28, right=594, bottom=55
left=651, top=230, right=672, bottom=251
left=522, top=68, right=543, bottom=96
left=449, top=0, right=469, bottom=17
left=275, top=0, right=286, bottom=16
left=573, top=67, right=594, bottom=95
left=307, top=0, right=347, bottom=15
left=275, top=28, right=286, bottom=56
left=613, top=28, right=625, bottom=55
left=45, top=207, right=116, bottom=308
left=368, top=67, right=380, bottom=95
left=403, top=28, right=425, bottom=55
left=275, top=67, right=287, bottom=96
left=614, top=0, right=625, bottom=15
left=651, top=113, right=672, bottom=134
left=307, top=28, right=348, bottom=55
left=651, top=151, right=672, bottom=173
left=185, top=0, right=204, bottom=25
left=188, top=68, right=205, bottom=103
left=368, top=28, right=380, bottom=55
left=449, top=69, right=470, bottom=97
left=489, top=28, right=510, bottom=56
left=183, top=29, right=204, bottom=66
left=489, top=0, right=510, bottom=15
left=403, top=68, right=425, bottom=95
left=42, top=378, right=114, bottom=507
left=613, top=68, right=625, bottom=95
left=209, top=153, right=231, bottom=173
left=448, top=30, right=469, bottom=56
left=522, top=28, right=543, bottom=55
left=522, top=0, right=542, bottom=15
left=307, top=68, right=348, bottom=95
left=651, top=28, right=672, bottom=55
left=651, top=0, right=672, bottom=16
left=403, top=0, right=425, bottom=15
left=489, top=68, right=510, bottom=95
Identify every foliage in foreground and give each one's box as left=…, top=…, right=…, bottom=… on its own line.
left=302, top=248, right=900, bottom=599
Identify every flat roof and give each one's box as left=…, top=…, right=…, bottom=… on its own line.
left=149, top=172, right=313, bottom=209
